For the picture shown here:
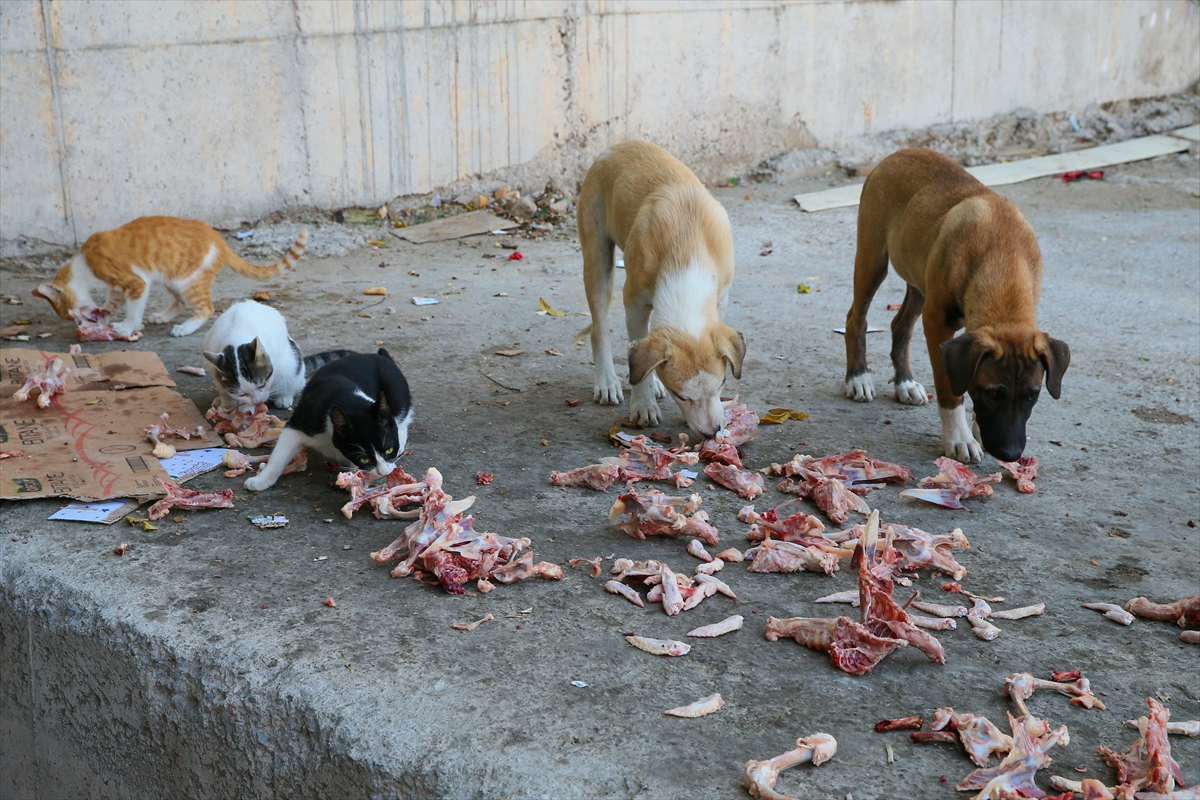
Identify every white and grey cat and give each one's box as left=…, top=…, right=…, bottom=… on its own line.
left=202, top=299, right=347, bottom=409
left=245, top=349, right=413, bottom=492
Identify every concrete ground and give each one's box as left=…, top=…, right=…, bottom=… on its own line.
left=2, top=152, right=1198, bottom=800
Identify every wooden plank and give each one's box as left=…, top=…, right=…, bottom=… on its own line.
left=794, top=130, right=1194, bottom=212
left=395, top=210, right=520, bottom=243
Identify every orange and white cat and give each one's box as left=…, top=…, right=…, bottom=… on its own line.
left=33, top=216, right=307, bottom=338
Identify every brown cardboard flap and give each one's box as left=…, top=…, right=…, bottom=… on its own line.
left=1, top=347, right=177, bottom=393
left=1, top=385, right=222, bottom=501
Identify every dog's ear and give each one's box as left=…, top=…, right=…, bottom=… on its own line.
left=628, top=334, right=671, bottom=386
left=714, top=326, right=747, bottom=379
left=33, top=283, right=60, bottom=303
left=1038, top=335, right=1070, bottom=399
left=939, top=333, right=991, bottom=397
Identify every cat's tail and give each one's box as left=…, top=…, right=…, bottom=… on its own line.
left=224, top=229, right=309, bottom=279
left=303, top=349, right=355, bottom=374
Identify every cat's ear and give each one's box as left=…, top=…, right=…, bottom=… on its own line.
left=376, top=391, right=392, bottom=421
left=330, top=406, right=352, bottom=438
left=202, top=351, right=226, bottom=371
left=377, top=348, right=393, bottom=361
left=33, top=283, right=61, bottom=303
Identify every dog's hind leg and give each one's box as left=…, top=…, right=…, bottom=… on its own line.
left=581, top=206, right=622, bottom=405
left=844, top=214, right=889, bottom=402
left=890, top=284, right=928, bottom=405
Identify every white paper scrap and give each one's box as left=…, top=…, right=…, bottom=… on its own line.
left=50, top=499, right=141, bottom=525
left=412, top=297, right=440, bottom=306
left=158, top=448, right=228, bottom=482
left=571, top=681, right=588, bottom=688
left=678, top=469, right=698, bottom=479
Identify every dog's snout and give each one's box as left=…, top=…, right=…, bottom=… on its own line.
left=991, top=445, right=1024, bottom=462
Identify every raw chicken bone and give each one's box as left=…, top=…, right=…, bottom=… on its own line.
left=956, top=713, right=1070, bottom=800
left=900, top=457, right=1001, bottom=509
left=765, top=615, right=906, bottom=676
left=147, top=481, right=234, bottom=520
left=550, top=433, right=698, bottom=491
left=12, top=356, right=69, bottom=408
left=1005, top=671, right=1106, bottom=716
left=205, top=403, right=285, bottom=449
left=609, top=489, right=719, bottom=544
left=1126, top=596, right=1200, bottom=629
left=665, top=693, right=725, bottom=718
left=70, top=306, right=143, bottom=341
left=745, top=536, right=841, bottom=575
left=743, top=733, right=837, bottom=800
left=704, top=462, right=765, bottom=499
left=999, top=456, right=1038, bottom=493
left=1099, top=698, right=1187, bottom=795
left=928, top=707, right=1014, bottom=767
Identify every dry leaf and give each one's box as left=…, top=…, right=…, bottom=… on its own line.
left=546, top=348, right=563, bottom=356
left=252, top=291, right=271, bottom=301
left=495, top=349, right=524, bottom=357
left=761, top=408, right=810, bottom=424
left=538, top=298, right=567, bottom=317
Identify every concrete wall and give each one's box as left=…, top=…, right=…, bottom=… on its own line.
left=1, top=0, right=1197, bottom=252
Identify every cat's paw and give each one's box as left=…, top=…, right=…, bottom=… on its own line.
left=171, top=317, right=206, bottom=337
left=111, top=321, right=140, bottom=338
left=147, top=310, right=178, bottom=324
left=244, top=474, right=273, bottom=492
left=271, top=396, right=295, bottom=410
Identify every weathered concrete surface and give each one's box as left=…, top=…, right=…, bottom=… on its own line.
left=2, top=0, right=1198, bottom=252
left=1, top=152, right=1198, bottom=799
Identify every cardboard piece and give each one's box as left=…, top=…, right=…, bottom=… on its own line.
left=794, top=128, right=1196, bottom=212
left=1, top=347, right=177, bottom=393
left=1, top=348, right=222, bottom=502
left=396, top=210, right=520, bottom=244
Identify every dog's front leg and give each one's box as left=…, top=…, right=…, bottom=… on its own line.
left=626, top=295, right=662, bottom=426
left=925, top=316, right=983, bottom=462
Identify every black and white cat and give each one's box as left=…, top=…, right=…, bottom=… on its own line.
left=203, top=299, right=349, bottom=409
left=244, top=348, right=413, bottom=492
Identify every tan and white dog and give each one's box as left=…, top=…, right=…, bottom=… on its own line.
left=576, top=141, right=746, bottom=437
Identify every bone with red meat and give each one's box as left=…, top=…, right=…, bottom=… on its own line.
left=608, top=489, right=719, bottom=545
left=367, top=467, right=561, bottom=593
left=336, top=466, right=426, bottom=520
left=70, top=306, right=143, bottom=342
left=698, top=400, right=759, bottom=469
left=770, top=450, right=911, bottom=526
left=12, top=356, right=69, bottom=408
left=704, top=462, right=765, bottom=499
left=0, top=450, right=26, bottom=459
left=875, top=715, right=924, bottom=732
left=811, top=519, right=970, bottom=578
left=145, top=412, right=207, bottom=458
left=999, top=456, right=1039, bottom=493
left=550, top=434, right=698, bottom=491
left=953, top=712, right=1070, bottom=800
left=147, top=480, right=234, bottom=520
left=900, top=457, right=1002, bottom=509
left=1126, top=596, right=1200, bottom=629
left=1005, top=671, right=1106, bottom=716
left=1097, top=697, right=1188, bottom=797
left=205, top=403, right=285, bottom=449
left=745, top=536, right=841, bottom=575
left=774, top=466, right=871, bottom=525
left=742, top=733, right=836, bottom=800
left=224, top=448, right=307, bottom=478
left=917, top=707, right=1015, bottom=767
left=765, top=615, right=907, bottom=676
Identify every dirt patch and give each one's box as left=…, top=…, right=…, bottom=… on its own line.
left=1131, top=405, right=1195, bottom=425
left=1081, top=562, right=1150, bottom=590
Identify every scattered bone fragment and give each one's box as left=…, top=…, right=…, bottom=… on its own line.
left=451, top=613, right=493, bottom=631
left=694, top=573, right=736, bottom=599
left=989, top=603, right=1045, bottom=620
left=765, top=615, right=906, bottom=675
left=12, top=356, right=69, bottom=407
left=968, top=614, right=1001, bottom=640
left=743, top=733, right=837, bottom=800
left=1125, top=596, right=1200, bottom=629
left=816, top=590, right=860, bottom=606
left=476, top=578, right=495, bottom=593
left=875, top=716, right=924, bottom=732
left=928, top=707, right=1014, bottom=767
left=688, top=539, right=714, bottom=562
left=625, top=634, right=689, bottom=656
left=695, top=558, right=724, bottom=575
left=569, top=556, right=604, bottom=578
left=1005, top=671, right=1106, bottom=716
left=911, top=615, right=957, bottom=631
left=885, top=742, right=895, bottom=764
left=911, top=600, right=967, bottom=618
left=955, top=713, right=1069, bottom=800
left=1083, top=602, right=1135, bottom=625
left=687, top=615, right=744, bottom=638
left=998, top=456, right=1038, bottom=493
left=1100, top=697, right=1187, bottom=795
left=147, top=481, right=234, bottom=520
left=715, top=548, right=744, bottom=562
left=323, top=597, right=336, bottom=608
left=1125, top=719, right=1200, bottom=737
left=112, top=542, right=129, bottom=556
left=1182, top=630, right=1200, bottom=645
left=176, top=365, right=208, bottom=376
left=664, top=693, right=725, bottom=718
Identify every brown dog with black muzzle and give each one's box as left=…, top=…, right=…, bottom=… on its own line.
left=576, top=141, right=746, bottom=437
left=843, top=148, right=1070, bottom=463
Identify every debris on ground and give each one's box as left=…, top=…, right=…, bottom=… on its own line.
left=551, top=433, right=699, bottom=491
left=609, top=490, right=720, bottom=544
left=323, top=597, right=336, bottom=608
left=176, top=366, right=208, bottom=376
left=1005, top=671, right=1106, bottom=715
left=12, top=355, right=68, bottom=407
left=368, top=467, right=561, bottom=594
left=998, top=456, right=1038, bottom=493
left=875, top=716, right=925, bottom=732
left=111, top=542, right=129, bottom=556
left=901, top=457, right=1002, bottom=509
left=704, top=462, right=766, bottom=499
left=760, top=408, right=809, bottom=425
left=248, top=514, right=288, bottom=529
left=124, top=515, right=157, bottom=532
left=451, top=613, right=494, bottom=631
left=147, top=481, right=235, bottom=520
left=664, top=693, right=725, bottom=718
left=624, top=634, right=690, bottom=656
left=771, top=450, right=911, bottom=524
left=476, top=472, right=494, bottom=485
left=70, top=306, right=143, bottom=342
left=686, top=615, right=744, bottom=638
left=742, top=733, right=837, bottom=800
left=205, top=403, right=285, bottom=449
left=1083, top=602, right=1136, bottom=625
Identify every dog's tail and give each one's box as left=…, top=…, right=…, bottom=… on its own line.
left=574, top=323, right=592, bottom=346
left=224, top=229, right=308, bottom=279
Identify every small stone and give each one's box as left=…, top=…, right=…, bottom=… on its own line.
left=511, top=196, right=538, bottom=221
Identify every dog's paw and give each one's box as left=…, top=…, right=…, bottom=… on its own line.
left=244, top=474, right=272, bottom=492
left=593, top=368, right=623, bottom=405
left=110, top=321, right=140, bottom=338
left=895, top=379, right=928, bottom=405
left=845, top=373, right=875, bottom=402
left=629, top=400, right=662, bottom=428
left=940, top=405, right=983, bottom=462
left=651, top=374, right=666, bottom=399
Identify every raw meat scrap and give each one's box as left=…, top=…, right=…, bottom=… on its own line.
left=625, top=635, right=689, bottom=656
left=1125, top=720, right=1199, bottom=738
left=176, top=365, right=208, bottom=376
left=746, top=536, right=841, bottom=575
left=687, top=615, right=743, bottom=637
left=205, top=403, right=285, bottom=449
left=1126, top=596, right=1200, bottom=629
left=715, top=547, right=744, bottom=562
left=697, top=399, right=759, bottom=464
left=772, top=450, right=912, bottom=489
left=1048, top=776, right=1118, bottom=800
left=145, top=412, right=205, bottom=445
left=605, top=580, right=644, bottom=608
left=1005, top=671, right=1106, bottom=716
left=698, top=438, right=742, bottom=467
left=989, top=603, right=1046, bottom=620
left=476, top=472, right=494, bottom=485
left=704, top=462, right=765, bottom=499
left=688, top=539, right=713, bottom=561
left=450, top=613, right=493, bottom=631
left=551, top=434, right=698, bottom=491
left=999, top=456, right=1039, bottom=493
left=664, top=693, right=725, bottom=718
left=929, top=707, right=1014, bottom=766
left=1100, top=698, right=1188, bottom=797
left=912, top=600, right=968, bottom=618
left=223, top=450, right=269, bottom=478
left=901, top=457, right=1001, bottom=509
left=818, top=520, right=969, bottom=578
left=337, top=466, right=426, bottom=520
left=0, top=450, right=26, bottom=459
left=765, top=615, right=906, bottom=676
left=609, top=489, right=719, bottom=545
left=12, top=356, right=69, bottom=408
left=743, top=507, right=829, bottom=545
left=776, top=471, right=870, bottom=525
left=743, top=734, right=836, bottom=800
left=70, top=306, right=143, bottom=342
left=875, top=716, right=924, bottom=732
left=368, top=467, right=560, bottom=594
left=568, top=556, right=603, bottom=577
left=549, top=462, right=622, bottom=491
left=147, top=481, right=234, bottom=520
left=607, top=558, right=718, bottom=615
left=956, top=713, right=1070, bottom=800
left=1084, top=602, right=1135, bottom=625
